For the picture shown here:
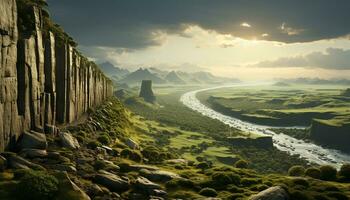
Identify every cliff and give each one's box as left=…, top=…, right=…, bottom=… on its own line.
left=0, top=0, right=113, bottom=151
left=310, top=119, right=350, bottom=152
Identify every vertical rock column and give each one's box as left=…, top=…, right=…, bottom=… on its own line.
left=0, top=0, right=20, bottom=151
left=44, top=32, right=56, bottom=133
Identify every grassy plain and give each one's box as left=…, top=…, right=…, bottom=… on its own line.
left=124, top=85, right=310, bottom=174
left=198, top=84, right=350, bottom=127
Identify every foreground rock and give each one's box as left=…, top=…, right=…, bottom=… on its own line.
left=5, top=153, right=45, bottom=170
left=135, top=177, right=167, bottom=197
left=164, top=159, right=188, bottom=165
left=249, top=186, right=289, bottom=200
left=17, top=131, right=47, bottom=150
left=140, top=169, right=181, bottom=182
left=55, top=172, right=91, bottom=200
left=0, top=156, right=7, bottom=171
left=135, top=176, right=161, bottom=191
left=19, top=149, right=48, bottom=158
left=125, top=138, right=139, bottom=149
left=59, top=132, right=80, bottom=149
left=128, top=164, right=159, bottom=172
left=94, top=170, right=129, bottom=192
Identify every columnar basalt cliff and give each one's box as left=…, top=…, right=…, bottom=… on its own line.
left=0, top=0, right=113, bottom=151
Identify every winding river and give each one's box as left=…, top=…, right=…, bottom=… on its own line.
left=180, top=84, right=350, bottom=168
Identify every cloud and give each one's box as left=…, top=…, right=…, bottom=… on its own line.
left=241, top=22, right=251, bottom=28
left=280, top=23, right=304, bottom=36
left=248, top=48, right=350, bottom=70
left=47, top=0, right=350, bottom=49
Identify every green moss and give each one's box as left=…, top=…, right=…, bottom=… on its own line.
left=339, top=163, right=350, bottom=181
left=234, top=159, right=249, bottom=169
left=199, top=187, right=217, bottom=197
left=288, top=165, right=305, bottom=177
left=120, top=148, right=142, bottom=162
left=210, top=172, right=240, bottom=187
left=93, top=160, right=107, bottom=170
left=97, top=134, right=111, bottom=145
left=320, top=165, right=337, bottom=181
left=305, top=167, right=321, bottom=179
left=15, top=170, right=59, bottom=200
left=165, top=178, right=195, bottom=189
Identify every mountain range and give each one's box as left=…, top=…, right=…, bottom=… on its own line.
left=98, top=62, right=239, bottom=86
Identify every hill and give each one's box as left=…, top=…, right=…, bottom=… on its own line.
left=277, top=78, right=350, bottom=85
left=164, top=71, right=186, bottom=84
left=99, top=62, right=129, bottom=79
left=342, top=88, right=350, bottom=97
left=119, top=68, right=166, bottom=85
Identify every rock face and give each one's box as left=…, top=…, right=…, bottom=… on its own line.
left=249, top=186, right=289, bottom=200
left=139, top=80, right=156, bottom=103
left=0, top=1, right=113, bottom=152
left=310, top=119, right=350, bottom=152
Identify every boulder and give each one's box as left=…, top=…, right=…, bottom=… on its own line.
left=135, top=176, right=162, bottom=192
left=17, top=131, right=47, bottom=150
left=0, top=155, right=7, bottom=171
left=164, top=159, right=188, bottom=165
left=6, top=154, right=45, bottom=170
left=59, top=132, right=80, bottom=149
left=51, top=164, right=77, bottom=173
left=125, top=138, right=139, bottom=149
left=54, top=172, right=91, bottom=200
left=140, top=169, right=181, bottom=182
left=103, top=160, right=120, bottom=172
left=94, top=170, right=129, bottom=192
left=101, top=145, right=114, bottom=155
left=129, top=164, right=159, bottom=172
left=249, top=186, right=289, bottom=200
left=19, top=149, right=48, bottom=158
left=87, top=184, right=104, bottom=197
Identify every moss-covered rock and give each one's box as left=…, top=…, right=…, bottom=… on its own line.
left=16, top=170, right=59, bottom=200
left=288, top=165, right=305, bottom=177
left=199, top=187, right=218, bottom=197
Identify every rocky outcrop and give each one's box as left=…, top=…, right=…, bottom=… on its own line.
left=0, top=1, right=113, bottom=151
left=249, top=186, right=289, bottom=200
left=310, top=119, right=350, bottom=152
left=139, top=80, right=156, bottom=103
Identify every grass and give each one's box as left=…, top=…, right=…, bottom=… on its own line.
left=124, top=86, right=310, bottom=174
left=198, top=84, right=350, bottom=128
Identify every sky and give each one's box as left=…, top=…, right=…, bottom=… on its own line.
left=47, top=0, right=350, bottom=80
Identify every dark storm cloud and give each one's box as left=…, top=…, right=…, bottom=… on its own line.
left=47, top=0, right=350, bottom=49
left=249, top=48, right=350, bottom=70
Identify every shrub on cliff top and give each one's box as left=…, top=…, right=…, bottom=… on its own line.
left=234, top=159, right=249, bottom=169
left=211, top=172, right=240, bottom=186
left=87, top=140, right=101, bottom=149
left=288, top=165, right=305, bottom=177
left=16, top=170, right=59, bottom=200
left=320, top=165, right=337, bottom=181
left=97, top=134, right=111, bottom=145
left=120, top=148, right=142, bottom=162
left=305, top=167, right=321, bottom=179
left=339, top=163, right=350, bottom=181
left=199, top=187, right=218, bottom=197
